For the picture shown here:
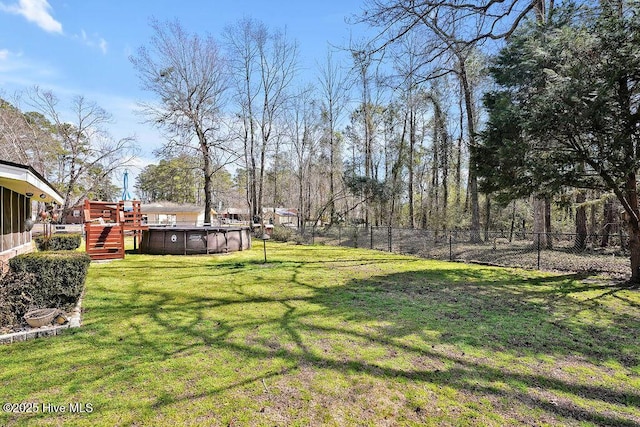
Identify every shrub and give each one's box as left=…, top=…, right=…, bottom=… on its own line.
left=34, top=233, right=82, bottom=251
left=270, top=225, right=295, bottom=242
left=0, top=271, right=38, bottom=327
left=33, top=235, right=47, bottom=251
left=9, top=251, right=91, bottom=311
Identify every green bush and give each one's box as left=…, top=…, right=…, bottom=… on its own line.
left=9, top=251, right=91, bottom=311
left=34, top=233, right=82, bottom=251
left=269, top=225, right=295, bottom=242
left=33, top=235, right=47, bottom=251
left=0, top=271, right=38, bottom=327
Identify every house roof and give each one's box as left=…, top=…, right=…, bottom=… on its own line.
left=276, top=208, right=297, bottom=217
left=0, top=159, right=64, bottom=204
left=141, top=202, right=212, bottom=215
left=222, top=208, right=250, bottom=215
left=263, top=207, right=298, bottom=217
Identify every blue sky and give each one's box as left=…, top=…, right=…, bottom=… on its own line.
left=0, top=0, right=368, bottom=175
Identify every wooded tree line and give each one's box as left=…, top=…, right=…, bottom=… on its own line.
left=130, top=15, right=486, bottom=232
left=2, top=0, right=639, bottom=281
left=130, top=0, right=639, bottom=281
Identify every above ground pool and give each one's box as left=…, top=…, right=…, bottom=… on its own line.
left=140, top=226, right=252, bottom=255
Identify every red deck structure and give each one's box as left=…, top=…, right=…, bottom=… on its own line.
left=83, top=200, right=147, bottom=260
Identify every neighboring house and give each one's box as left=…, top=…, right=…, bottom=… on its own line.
left=219, top=207, right=251, bottom=223
left=0, top=160, right=64, bottom=271
left=141, top=202, right=215, bottom=226
left=277, top=208, right=298, bottom=225
left=263, top=207, right=298, bottom=226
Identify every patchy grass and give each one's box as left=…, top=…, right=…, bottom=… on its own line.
left=1, top=243, right=639, bottom=426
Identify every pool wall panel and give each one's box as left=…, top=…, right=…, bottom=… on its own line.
left=141, top=227, right=251, bottom=255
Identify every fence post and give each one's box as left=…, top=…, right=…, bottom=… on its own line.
left=537, top=232, right=541, bottom=270
left=449, top=233, right=453, bottom=261
left=388, top=226, right=392, bottom=252
left=338, top=226, right=342, bottom=246
left=312, top=226, right=315, bottom=245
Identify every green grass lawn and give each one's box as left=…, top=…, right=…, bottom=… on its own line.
left=1, top=242, right=639, bottom=426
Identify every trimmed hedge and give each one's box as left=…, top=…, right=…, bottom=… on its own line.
left=8, top=251, right=91, bottom=312
left=34, top=233, right=82, bottom=251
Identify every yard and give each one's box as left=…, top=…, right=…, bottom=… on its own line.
left=1, top=242, right=639, bottom=426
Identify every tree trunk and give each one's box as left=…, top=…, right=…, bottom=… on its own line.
left=431, top=104, right=440, bottom=230
left=545, top=196, right=553, bottom=249
left=532, top=196, right=547, bottom=247
left=257, top=135, right=267, bottom=228
left=409, top=108, right=416, bottom=228
left=456, top=84, right=464, bottom=210
left=441, top=119, right=449, bottom=231
left=199, top=131, right=213, bottom=225
left=625, top=172, right=640, bottom=284
left=459, top=60, right=481, bottom=242
left=575, top=191, right=587, bottom=251
left=601, top=199, right=614, bottom=247
left=484, top=195, right=491, bottom=241
left=509, top=200, right=516, bottom=242
left=298, top=164, right=305, bottom=233
left=329, top=127, right=336, bottom=224
left=247, top=119, right=258, bottom=222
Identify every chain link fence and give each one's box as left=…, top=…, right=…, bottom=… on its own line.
left=293, top=226, right=629, bottom=279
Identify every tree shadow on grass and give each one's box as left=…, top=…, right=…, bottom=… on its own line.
left=85, top=256, right=640, bottom=426
left=8, top=253, right=639, bottom=426
left=299, top=267, right=640, bottom=424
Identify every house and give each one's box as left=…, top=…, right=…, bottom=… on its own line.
left=219, top=207, right=251, bottom=224
left=141, top=202, right=216, bottom=226
left=0, top=160, right=64, bottom=271
left=263, top=207, right=299, bottom=226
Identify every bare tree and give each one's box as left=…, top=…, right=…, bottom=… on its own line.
left=25, top=87, right=137, bottom=217
left=358, top=0, right=550, bottom=48
left=224, top=17, right=264, bottom=222
left=225, top=18, right=299, bottom=225
left=317, top=49, right=349, bottom=224
left=0, top=94, right=57, bottom=175
left=285, top=85, right=320, bottom=232
left=130, top=19, right=230, bottom=224
left=357, top=1, right=504, bottom=241
left=390, top=33, right=427, bottom=228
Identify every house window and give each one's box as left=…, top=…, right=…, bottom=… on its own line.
left=73, top=210, right=81, bottom=218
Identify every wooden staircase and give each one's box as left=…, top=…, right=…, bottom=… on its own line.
left=83, top=200, right=147, bottom=260
left=84, top=200, right=124, bottom=260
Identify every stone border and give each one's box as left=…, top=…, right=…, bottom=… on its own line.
left=0, top=296, right=83, bottom=345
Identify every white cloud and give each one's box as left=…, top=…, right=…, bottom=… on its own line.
left=0, top=50, right=64, bottom=95
left=0, top=0, right=62, bottom=34
left=98, top=38, right=107, bottom=55
left=75, top=30, right=108, bottom=55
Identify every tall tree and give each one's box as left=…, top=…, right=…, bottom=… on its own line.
left=135, top=155, right=202, bottom=204
left=224, top=18, right=299, bottom=225
left=26, top=87, right=137, bottom=217
left=130, top=19, right=229, bottom=224
left=480, top=2, right=640, bottom=283
left=0, top=96, right=58, bottom=175
left=390, top=32, right=428, bottom=228
left=358, top=2, right=489, bottom=240
left=286, top=85, right=320, bottom=231
left=317, top=49, right=348, bottom=224
left=224, top=17, right=263, bottom=222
